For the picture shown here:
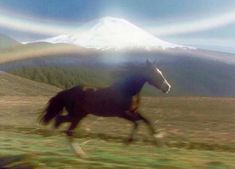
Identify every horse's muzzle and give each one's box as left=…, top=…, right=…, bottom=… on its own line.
left=161, top=80, right=171, bottom=94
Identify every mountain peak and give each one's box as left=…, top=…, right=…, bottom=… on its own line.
left=98, top=16, right=127, bottom=22
left=96, top=17, right=134, bottom=27
left=26, top=17, right=186, bottom=51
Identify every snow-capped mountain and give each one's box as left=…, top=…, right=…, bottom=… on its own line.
left=26, top=17, right=187, bottom=51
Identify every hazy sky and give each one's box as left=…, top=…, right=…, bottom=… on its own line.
left=0, top=0, right=235, bottom=53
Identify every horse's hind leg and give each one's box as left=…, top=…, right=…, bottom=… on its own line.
left=54, top=115, right=71, bottom=128
left=66, top=114, right=86, bottom=158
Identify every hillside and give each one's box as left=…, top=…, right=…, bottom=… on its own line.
left=0, top=34, right=20, bottom=50
left=1, top=48, right=235, bottom=96
left=0, top=71, right=60, bottom=96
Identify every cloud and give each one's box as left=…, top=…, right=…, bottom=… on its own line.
left=147, top=10, right=235, bottom=36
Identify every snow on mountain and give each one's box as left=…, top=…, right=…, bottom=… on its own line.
left=25, top=17, right=189, bottom=51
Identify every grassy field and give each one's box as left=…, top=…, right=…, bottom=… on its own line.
left=0, top=96, right=234, bottom=169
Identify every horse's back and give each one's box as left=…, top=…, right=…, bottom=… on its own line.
left=63, top=86, right=85, bottom=108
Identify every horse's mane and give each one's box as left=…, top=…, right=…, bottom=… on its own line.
left=109, top=63, right=147, bottom=88
left=114, top=62, right=146, bottom=78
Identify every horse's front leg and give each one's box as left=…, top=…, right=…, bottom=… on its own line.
left=126, top=120, right=139, bottom=144
left=137, top=113, right=165, bottom=146
left=121, top=113, right=140, bottom=144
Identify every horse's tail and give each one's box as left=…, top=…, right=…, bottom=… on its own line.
left=40, top=90, right=67, bottom=125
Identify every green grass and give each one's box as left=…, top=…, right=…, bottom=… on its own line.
left=0, top=96, right=234, bottom=168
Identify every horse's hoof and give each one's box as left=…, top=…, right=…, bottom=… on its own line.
left=153, top=133, right=166, bottom=147
left=153, top=132, right=165, bottom=139
left=70, top=143, right=87, bottom=158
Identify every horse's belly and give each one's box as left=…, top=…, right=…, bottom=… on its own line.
left=83, top=92, right=130, bottom=116
left=83, top=100, right=123, bottom=116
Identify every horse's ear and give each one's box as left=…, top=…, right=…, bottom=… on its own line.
left=146, top=59, right=152, bottom=66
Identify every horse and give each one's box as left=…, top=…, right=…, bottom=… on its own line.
left=40, top=60, right=171, bottom=157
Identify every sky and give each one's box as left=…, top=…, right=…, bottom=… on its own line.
left=0, top=0, right=235, bottom=53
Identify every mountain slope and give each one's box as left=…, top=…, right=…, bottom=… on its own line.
left=26, top=17, right=185, bottom=50
left=0, top=71, right=60, bottom=96
left=0, top=34, right=20, bottom=49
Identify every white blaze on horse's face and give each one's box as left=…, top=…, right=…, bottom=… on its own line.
left=155, top=68, right=171, bottom=93
left=146, top=61, right=171, bottom=93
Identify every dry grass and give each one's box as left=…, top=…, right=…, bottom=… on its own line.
left=0, top=96, right=234, bottom=149
left=0, top=72, right=60, bottom=96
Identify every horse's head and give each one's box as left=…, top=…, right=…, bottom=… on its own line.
left=144, top=60, right=171, bottom=93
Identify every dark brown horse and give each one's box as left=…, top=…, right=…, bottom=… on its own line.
left=40, top=60, right=171, bottom=157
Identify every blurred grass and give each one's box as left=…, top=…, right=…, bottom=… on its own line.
left=0, top=96, right=234, bottom=168
left=0, top=131, right=234, bottom=169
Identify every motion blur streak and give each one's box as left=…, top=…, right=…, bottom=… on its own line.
left=0, top=45, right=87, bottom=64
left=0, top=8, right=235, bottom=36
left=0, top=10, right=75, bottom=35
left=149, top=10, right=235, bottom=36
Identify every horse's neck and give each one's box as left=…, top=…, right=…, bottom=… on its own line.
left=113, top=75, right=146, bottom=96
